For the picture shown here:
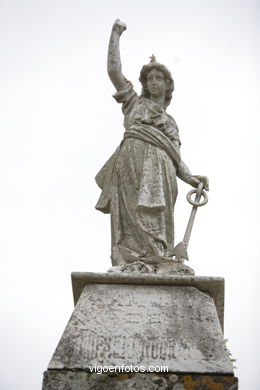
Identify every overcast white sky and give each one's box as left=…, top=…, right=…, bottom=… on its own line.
left=0, top=0, right=259, bottom=389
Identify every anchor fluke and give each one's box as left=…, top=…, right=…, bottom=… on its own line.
left=172, top=241, right=189, bottom=261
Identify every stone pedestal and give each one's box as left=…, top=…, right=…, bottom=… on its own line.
left=42, top=272, right=238, bottom=389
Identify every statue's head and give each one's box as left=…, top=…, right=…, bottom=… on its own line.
left=139, top=55, right=174, bottom=108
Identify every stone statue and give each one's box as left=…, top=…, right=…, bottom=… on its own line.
left=95, top=20, right=209, bottom=274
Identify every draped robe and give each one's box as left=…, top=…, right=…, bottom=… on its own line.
left=95, top=82, right=181, bottom=266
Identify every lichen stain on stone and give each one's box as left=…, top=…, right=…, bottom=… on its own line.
left=223, top=376, right=236, bottom=383
left=201, top=377, right=224, bottom=390
left=183, top=375, right=199, bottom=389
left=116, top=373, right=131, bottom=381
left=183, top=376, right=227, bottom=390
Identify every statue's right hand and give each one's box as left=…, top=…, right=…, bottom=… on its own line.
left=112, top=19, right=127, bottom=36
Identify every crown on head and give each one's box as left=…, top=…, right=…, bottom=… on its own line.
left=149, top=54, right=157, bottom=63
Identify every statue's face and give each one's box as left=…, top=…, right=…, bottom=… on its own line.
left=146, top=69, right=167, bottom=99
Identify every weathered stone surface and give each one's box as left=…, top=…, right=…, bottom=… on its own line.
left=71, top=272, right=225, bottom=330
left=96, top=19, right=209, bottom=268
left=48, top=277, right=232, bottom=374
left=43, top=371, right=238, bottom=390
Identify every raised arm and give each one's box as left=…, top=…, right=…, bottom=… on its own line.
left=107, top=19, right=128, bottom=91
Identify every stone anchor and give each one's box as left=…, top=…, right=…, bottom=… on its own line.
left=173, top=181, right=208, bottom=261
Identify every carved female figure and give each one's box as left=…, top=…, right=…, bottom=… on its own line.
left=96, top=20, right=208, bottom=267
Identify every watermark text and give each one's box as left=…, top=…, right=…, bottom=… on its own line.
left=88, top=364, right=168, bottom=374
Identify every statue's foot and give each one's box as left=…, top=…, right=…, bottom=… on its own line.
left=108, top=259, right=195, bottom=276
left=108, top=261, right=157, bottom=274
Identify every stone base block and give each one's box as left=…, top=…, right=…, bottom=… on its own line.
left=48, top=273, right=232, bottom=374
left=43, top=371, right=238, bottom=390
left=43, top=272, right=237, bottom=389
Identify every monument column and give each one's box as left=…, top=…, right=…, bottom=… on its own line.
left=42, top=18, right=238, bottom=389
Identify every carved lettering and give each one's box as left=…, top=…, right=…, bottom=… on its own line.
left=80, top=330, right=178, bottom=362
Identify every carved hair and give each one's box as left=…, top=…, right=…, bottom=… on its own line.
left=139, top=61, right=174, bottom=108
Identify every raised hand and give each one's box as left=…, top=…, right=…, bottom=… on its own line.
left=112, top=19, right=127, bottom=36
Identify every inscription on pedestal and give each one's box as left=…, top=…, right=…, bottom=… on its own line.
left=48, top=283, right=233, bottom=374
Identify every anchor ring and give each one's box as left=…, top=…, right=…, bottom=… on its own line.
left=187, top=188, right=208, bottom=207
